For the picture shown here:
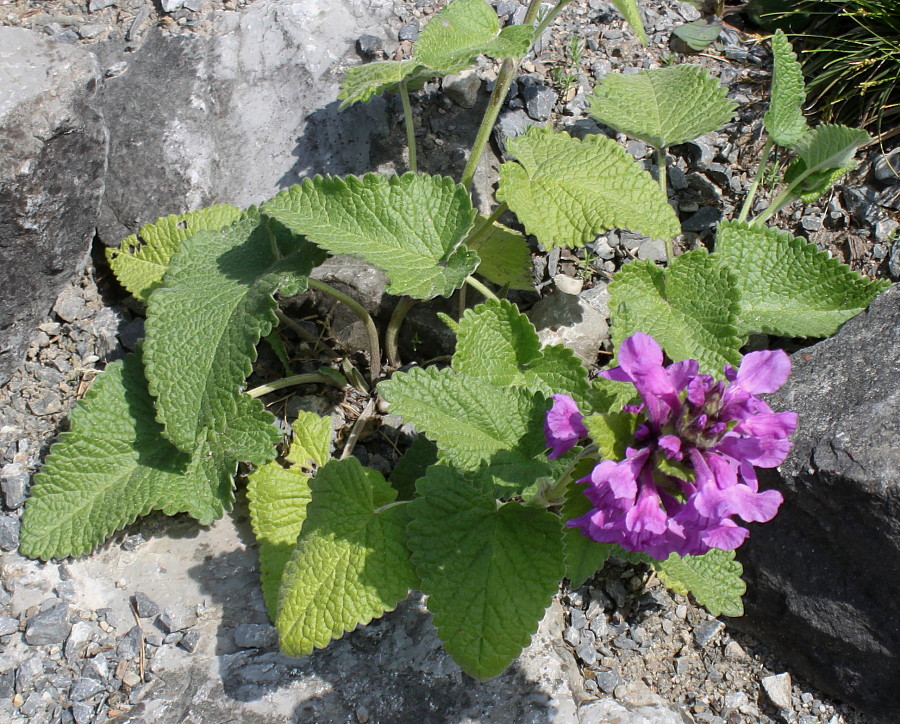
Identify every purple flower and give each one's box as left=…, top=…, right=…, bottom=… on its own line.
left=566, top=333, right=797, bottom=560
left=545, top=394, right=589, bottom=459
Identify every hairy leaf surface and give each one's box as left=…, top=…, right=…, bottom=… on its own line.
left=20, top=354, right=236, bottom=560
left=277, top=458, right=416, bottom=656
left=609, top=0, right=647, bottom=44
left=764, top=29, right=808, bottom=148
left=497, top=127, right=680, bottom=248
left=389, top=436, right=439, bottom=501
left=263, top=174, right=478, bottom=299
left=106, top=205, right=244, bottom=304
left=654, top=549, right=745, bottom=617
left=589, top=65, right=736, bottom=149
left=338, top=60, right=434, bottom=109
left=783, top=124, right=870, bottom=201
left=145, top=214, right=323, bottom=455
left=466, top=218, right=533, bottom=290
left=714, top=221, right=890, bottom=338
left=609, top=250, right=742, bottom=374
left=408, top=466, right=564, bottom=679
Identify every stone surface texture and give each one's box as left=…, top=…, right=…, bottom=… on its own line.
left=0, top=27, right=107, bottom=386
left=733, top=284, right=900, bottom=721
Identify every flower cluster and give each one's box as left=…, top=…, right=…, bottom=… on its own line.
left=546, top=333, right=797, bottom=560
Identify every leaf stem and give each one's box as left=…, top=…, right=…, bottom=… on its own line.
left=464, top=202, right=509, bottom=247
left=464, top=275, right=500, bottom=303
left=400, top=81, right=417, bottom=174
left=656, top=146, right=675, bottom=262
left=749, top=169, right=809, bottom=227
left=385, top=296, right=417, bottom=367
left=247, top=372, right=344, bottom=399
left=306, top=277, right=382, bottom=381
left=737, top=137, right=774, bottom=224
left=526, top=444, right=598, bottom=508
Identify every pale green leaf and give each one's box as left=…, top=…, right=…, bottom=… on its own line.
left=285, top=410, right=332, bottom=469
left=338, top=60, right=434, bottom=110
left=654, top=548, right=745, bottom=617
left=144, top=213, right=324, bottom=455
left=408, top=466, right=564, bottom=679
left=561, top=479, right=613, bottom=588
left=673, top=19, right=721, bottom=51
left=496, top=127, right=680, bottom=249
left=714, top=220, right=891, bottom=338
left=277, top=458, right=416, bottom=656
left=609, top=0, right=647, bottom=44
left=789, top=124, right=870, bottom=195
left=105, top=205, right=244, bottom=304
left=764, top=29, right=808, bottom=148
left=262, top=173, right=478, bottom=299
left=20, top=354, right=235, bottom=560
left=782, top=158, right=853, bottom=203
left=589, top=64, right=736, bottom=149
left=466, top=217, right=533, bottom=291
left=583, top=411, right=637, bottom=461
left=609, top=250, right=742, bottom=374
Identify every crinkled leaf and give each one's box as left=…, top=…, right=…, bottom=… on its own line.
left=338, top=60, right=435, bottom=110
left=609, top=250, right=742, bottom=375
left=764, top=29, right=808, bottom=148
left=248, top=411, right=332, bottom=618
left=389, top=436, right=439, bottom=500
left=786, top=125, right=870, bottom=200
left=379, top=366, right=548, bottom=486
left=408, top=466, right=564, bottom=679
left=466, top=217, right=533, bottom=291
left=583, top=411, right=637, bottom=461
left=714, top=220, right=891, bottom=338
left=654, top=549, right=745, bottom=617
left=589, top=375, right=639, bottom=414
left=497, top=127, right=680, bottom=249
left=105, top=205, right=244, bottom=304
left=20, top=354, right=235, bottom=560
left=673, top=19, right=722, bottom=50
left=263, top=173, right=478, bottom=299
left=589, top=64, right=736, bottom=149
left=144, top=213, right=324, bottom=455
left=561, top=479, right=613, bottom=588
left=277, top=458, right=416, bottom=656
left=609, top=0, right=647, bottom=44
left=415, top=0, right=532, bottom=73
left=452, top=299, right=590, bottom=406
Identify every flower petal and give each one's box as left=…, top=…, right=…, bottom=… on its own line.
left=544, top=393, right=587, bottom=459
left=735, top=350, right=791, bottom=394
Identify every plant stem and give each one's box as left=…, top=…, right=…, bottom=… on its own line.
left=737, top=136, right=774, bottom=224
left=400, top=81, right=417, bottom=173
left=526, top=444, right=598, bottom=508
left=464, top=202, right=509, bottom=247
left=247, top=372, right=343, bottom=399
left=656, top=146, right=675, bottom=261
left=749, top=167, right=811, bottom=228
left=385, top=296, right=416, bottom=367
left=306, top=277, right=382, bottom=380
left=464, top=275, right=500, bottom=303
left=533, top=0, right=576, bottom=38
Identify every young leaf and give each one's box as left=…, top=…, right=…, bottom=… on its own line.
left=389, top=436, right=439, bottom=500
left=789, top=124, right=870, bottom=189
left=277, top=458, right=416, bottom=656
left=714, top=221, right=891, bottom=338
left=582, top=411, right=637, bottom=461
left=496, top=127, right=680, bottom=249
left=764, top=29, right=808, bottom=149
left=673, top=19, right=722, bottom=51
left=561, top=479, right=613, bottom=588
left=608, top=0, right=647, bottom=45
left=609, top=250, right=742, bottom=375
left=144, top=213, right=324, bottom=456
left=415, top=0, right=532, bottom=73
left=588, top=65, right=736, bottom=150
left=19, top=354, right=236, bottom=560
left=653, top=549, right=746, bottom=617
left=105, top=205, right=244, bottom=304
left=408, top=466, right=564, bottom=679
left=247, top=411, right=332, bottom=618
left=466, top=218, right=533, bottom=291
left=262, top=173, right=479, bottom=299
left=782, top=161, right=853, bottom=204
left=338, top=60, right=435, bottom=110
left=452, top=299, right=590, bottom=405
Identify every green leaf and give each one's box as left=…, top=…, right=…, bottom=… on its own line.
left=389, top=436, right=439, bottom=500
left=263, top=173, right=478, bottom=299
left=714, top=220, right=891, bottom=338
left=415, top=0, right=532, bottom=73
left=673, top=19, right=722, bottom=51
left=20, top=354, right=235, bottom=560
left=588, top=64, right=736, bottom=150
left=496, top=127, right=680, bottom=249
left=466, top=217, right=533, bottom=291
left=764, top=29, right=808, bottom=148
left=609, top=0, right=647, bottom=44
left=277, top=458, right=416, bottom=656
left=408, top=466, right=564, bottom=679
left=609, top=250, right=742, bottom=374
left=338, top=60, right=435, bottom=110
left=561, top=479, right=613, bottom=588
left=284, top=411, right=332, bottom=469
left=583, top=411, right=637, bottom=461
left=144, top=213, right=324, bottom=455
left=782, top=160, right=852, bottom=203
left=452, top=299, right=590, bottom=405
left=379, top=366, right=548, bottom=478
left=653, top=549, right=746, bottom=617
left=787, top=124, right=870, bottom=199
left=105, top=205, right=244, bottom=304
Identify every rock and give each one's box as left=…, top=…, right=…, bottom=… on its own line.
left=0, top=616, right=18, bottom=636
left=528, top=292, right=609, bottom=366
left=161, top=0, right=184, bottom=13
left=494, top=108, right=536, bottom=153
left=179, top=628, right=201, bottom=652
left=692, top=619, right=724, bottom=647
left=874, top=216, right=899, bottom=243
left=1, top=462, right=28, bottom=509
left=24, top=603, right=71, bottom=645
left=579, top=697, right=689, bottom=723
left=443, top=70, right=482, bottom=109
left=158, top=602, right=198, bottom=633
left=681, top=206, right=722, bottom=232
left=355, top=34, right=384, bottom=58
left=637, top=238, right=667, bottom=263
left=132, top=592, right=160, bottom=619
left=761, top=672, right=792, bottom=710
left=890, top=238, right=900, bottom=279
left=232, top=622, right=278, bottom=649
left=523, top=84, right=556, bottom=121
left=873, top=148, right=900, bottom=182
left=70, top=677, right=104, bottom=701
left=733, top=285, right=900, bottom=721
left=0, top=28, right=107, bottom=386
left=398, top=21, right=419, bottom=42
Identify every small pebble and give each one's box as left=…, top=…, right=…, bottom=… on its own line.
left=158, top=602, right=198, bottom=633
left=762, top=672, right=793, bottom=710
left=133, top=592, right=160, bottom=618
left=692, top=619, right=724, bottom=647
left=180, top=629, right=201, bottom=653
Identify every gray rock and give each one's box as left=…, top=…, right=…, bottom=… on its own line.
left=70, top=676, right=105, bottom=701
left=595, top=668, right=619, bottom=693
left=71, top=700, right=94, bottom=724
left=117, top=625, right=142, bottom=659
left=88, top=0, right=116, bottom=10
left=232, top=622, right=278, bottom=649
left=24, top=602, right=71, bottom=645
left=161, top=0, right=184, bottom=12
left=523, top=84, right=556, bottom=122
left=800, top=214, right=823, bottom=232
left=78, top=24, right=106, bottom=40
left=637, top=238, right=667, bottom=263
left=874, top=216, right=899, bottom=243
left=355, top=34, right=384, bottom=58
left=579, top=698, right=690, bottom=723
left=443, top=70, right=482, bottom=109
left=873, top=148, right=900, bottom=182
left=0, top=27, right=106, bottom=386
left=15, top=655, right=45, bottom=692
left=398, top=21, right=420, bottom=42
left=494, top=108, right=536, bottom=153
left=64, top=620, right=95, bottom=661
left=692, top=619, right=724, bottom=647
left=733, top=285, right=900, bottom=721
left=158, top=602, right=198, bottom=633
left=668, top=165, right=688, bottom=190
left=0, top=615, right=18, bottom=636
left=890, top=238, right=900, bottom=279
left=529, top=292, right=609, bottom=365
left=626, top=140, right=647, bottom=159
left=761, top=672, right=792, bottom=710
left=180, top=628, right=201, bottom=652
left=132, top=591, right=160, bottom=619
left=1, top=462, right=28, bottom=509
left=681, top=205, right=722, bottom=232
